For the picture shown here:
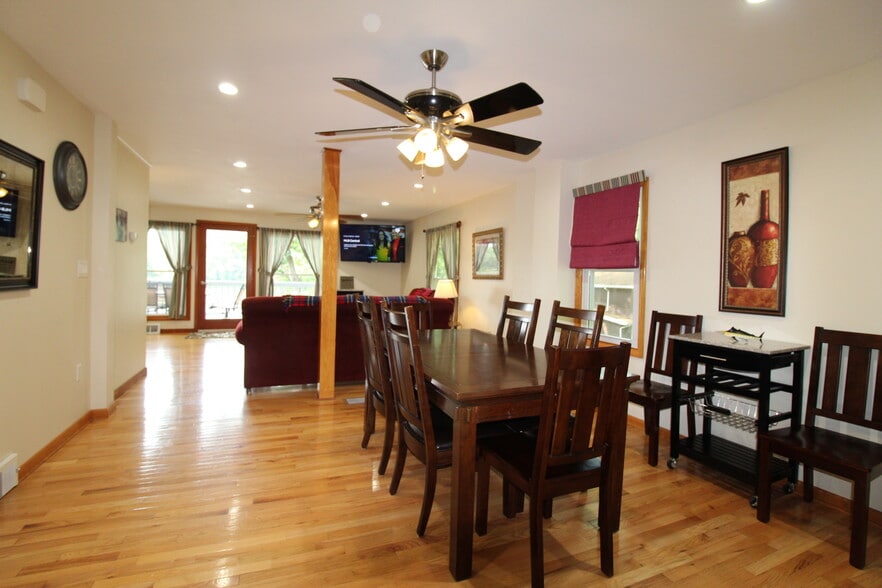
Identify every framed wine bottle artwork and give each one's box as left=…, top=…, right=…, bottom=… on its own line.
left=719, top=147, right=789, bottom=316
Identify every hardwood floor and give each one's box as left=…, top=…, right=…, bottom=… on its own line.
left=1, top=334, right=881, bottom=586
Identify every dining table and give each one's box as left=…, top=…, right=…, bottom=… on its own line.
left=416, top=328, right=548, bottom=581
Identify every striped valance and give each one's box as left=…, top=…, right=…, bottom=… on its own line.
left=572, top=170, right=645, bottom=198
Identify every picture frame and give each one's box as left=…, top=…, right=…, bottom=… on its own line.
left=116, top=208, right=128, bottom=242
left=719, top=147, right=788, bottom=316
left=472, top=227, right=503, bottom=280
left=0, top=138, right=44, bottom=290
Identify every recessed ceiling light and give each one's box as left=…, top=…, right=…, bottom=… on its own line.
left=240, top=187, right=252, bottom=194
left=233, top=160, right=247, bottom=168
left=745, top=0, right=768, bottom=4
left=381, top=201, right=390, bottom=207
left=245, top=203, right=254, bottom=209
left=363, top=13, right=381, bottom=33
left=218, top=81, right=239, bottom=96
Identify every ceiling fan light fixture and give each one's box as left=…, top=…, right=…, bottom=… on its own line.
left=397, top=138, right=419, bottom=162
left=414, top=127, right=438, bottom=152
left=444, top=136, right=469, bottom=162
left=424, top=146, right=445, bottom=168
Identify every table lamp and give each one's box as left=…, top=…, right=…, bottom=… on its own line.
left=434, top=279, right=459, bottom=328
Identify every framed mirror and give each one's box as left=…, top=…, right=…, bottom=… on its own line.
left=472, top=227, right=503, bottom=280
left=0, top=139, right=44, bottom=290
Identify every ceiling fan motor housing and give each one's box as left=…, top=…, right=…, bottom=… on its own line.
left=405, top=88, right=461, bottom=118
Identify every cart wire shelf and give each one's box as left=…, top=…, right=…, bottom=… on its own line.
left=691, top=396, right=782, bottom=433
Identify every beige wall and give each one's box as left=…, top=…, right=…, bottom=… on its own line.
left=411, top=58, right=882, bottom=507
left=0, top=32, right=149, bottom=466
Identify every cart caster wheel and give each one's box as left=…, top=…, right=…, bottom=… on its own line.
left=783, top=482, right=795, bottom=494
left=750, top=495, right=758, bottom=508
left=667, top=458, right=677, bottom=469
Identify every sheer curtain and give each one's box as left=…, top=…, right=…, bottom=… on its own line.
left=150, top=221, right=192, bottom=319
left=295, top=230, right=322, bottom=295
left=425, top=222, right=460, bottom=288
left=258, top=228, right=295, bottom=295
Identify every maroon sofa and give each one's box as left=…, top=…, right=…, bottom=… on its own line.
left=234, top=294, right=453, bottom=391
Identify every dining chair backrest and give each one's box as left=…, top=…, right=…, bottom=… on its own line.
left=642, top=310, right=704, bottom=386
left=544, top=300, right=606, bottom=350
left=388, top=297, right=433, bottom=331
left=356, top=296, right=388, bottom=399
left=496, top=295, right=541, bottom=346
left=382, top=304, right=437, bottom=457
left=533, top=343, right=632, bottom=486
left=804, top=327, right=882, bottom=432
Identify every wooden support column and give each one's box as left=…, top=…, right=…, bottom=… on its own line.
left=318, top=148, right=341, bottom=399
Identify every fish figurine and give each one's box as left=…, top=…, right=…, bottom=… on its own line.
left=723, top=326, right=764, bottom=342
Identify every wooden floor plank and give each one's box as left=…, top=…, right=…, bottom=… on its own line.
left=1, top=334, right=881, bottom=586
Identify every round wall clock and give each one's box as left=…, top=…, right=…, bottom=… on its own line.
left=53, top=140, right=88, bottom=210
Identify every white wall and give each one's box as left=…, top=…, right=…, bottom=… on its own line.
left=0, top=31, right=149, bottom=466
left=413, top=59, right=882, bottom=507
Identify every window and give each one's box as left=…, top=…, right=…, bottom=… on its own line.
left=272, top=238, right=317, bottom=296
left=584, top=269, right=640, bottom=346
left=425, top=221, right=460, bottom=288
left=146, top=227, right=173, bottom=316
left=571, top=174, right=647, bottom=356
left=146, top=221, right=192, bottom=319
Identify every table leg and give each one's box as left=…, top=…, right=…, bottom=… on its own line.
left=449, top=408, right=477, bottom=581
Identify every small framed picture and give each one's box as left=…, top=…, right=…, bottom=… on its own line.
left=472, top=227, right=503, bottom=280
left=116, top=208, right=128, bottom=242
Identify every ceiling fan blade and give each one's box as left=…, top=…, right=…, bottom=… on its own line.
left=453, top=82, right=543, bottom=124
left=333, top=77, right=409, bottom=115
left=452, top=125, right=541, bottom=155
left=316, top=124, right=418, bottom=137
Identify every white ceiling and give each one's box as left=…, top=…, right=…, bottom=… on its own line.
left=2, top=0, right=881, bottom=223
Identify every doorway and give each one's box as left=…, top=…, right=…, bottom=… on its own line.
left=195, top=220, right=257, bottom=331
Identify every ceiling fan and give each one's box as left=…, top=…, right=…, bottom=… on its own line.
left=276, top=196, right=365, bottom=227
left=316, top=49, right=544, bottom=168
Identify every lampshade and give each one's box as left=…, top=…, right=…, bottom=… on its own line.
left=413, top=127, right=438, bottom=152
left=444, top=136, right=469, bottom=162
left=424, top=146, right=445, bottom=168
left=397, top=138, right=419, bottom=162
left=0, top=187, right=7, bottom=198
left=434, top=279, right=458, bottom=299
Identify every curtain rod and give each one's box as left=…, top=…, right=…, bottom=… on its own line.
left=423, top=220, right=461, bottom=233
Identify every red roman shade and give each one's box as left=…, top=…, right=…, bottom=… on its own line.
left=569, top=182, right=641, bottom=269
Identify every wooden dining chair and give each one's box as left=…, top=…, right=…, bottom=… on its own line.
left=388, top=297, right=433, bottom=330
left=355, top=296, right=396, bottom=474
left=496, top=295, right=541, bottom=346
left=476, top=343, right=632, bottom=585
left=506, top=301, right=606, bottom=440
left=544, top=300, right=606, bottom=350
left=382, top=303, right=454, bottom=537
left=756, top=327, right=882, bottom=569
left=627, top=310, right=703, bottom=466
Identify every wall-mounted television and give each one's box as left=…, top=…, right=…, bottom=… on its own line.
left=340, top=224, right=406, bottom=263
left=0, top=191, right=18, bottom=238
